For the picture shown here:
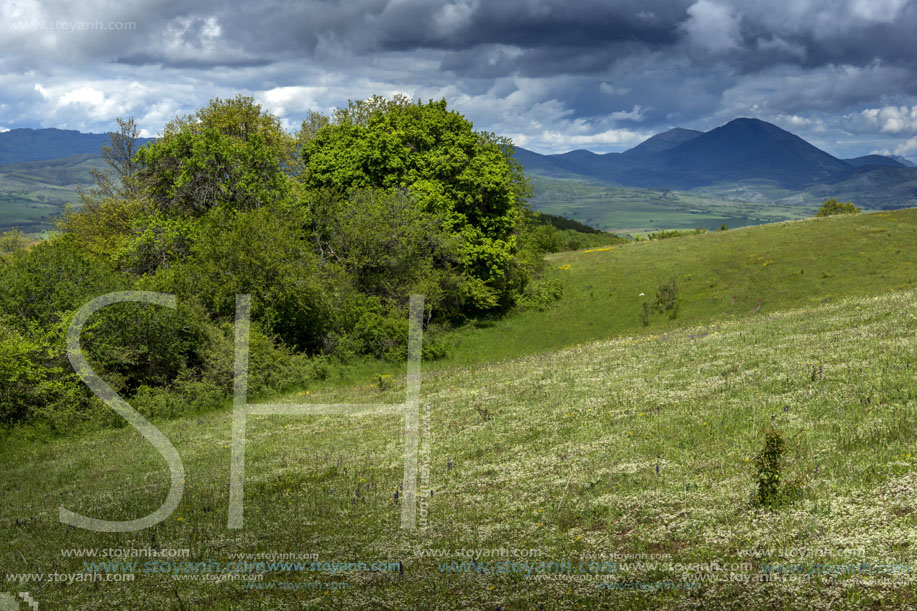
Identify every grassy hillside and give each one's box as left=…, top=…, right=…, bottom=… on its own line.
left=527, top=175, right=811, bottom=234
left=2, top=209, right=917, bottom=608
left=2, top=290, right=915, bottom=609
left=441, top=208, right=917, bottom=367
left=0, top=154, right=103, bottom=232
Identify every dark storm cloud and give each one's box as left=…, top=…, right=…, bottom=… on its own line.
left=2, top=0, right=917, bottom=156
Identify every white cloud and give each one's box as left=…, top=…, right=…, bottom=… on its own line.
left=59, top=86, right=106, bottom=108
left=893, top=136, right=917, bottom=156
left=681, top=0, right=741, bottom=53
left=257, top=85, right=329, bottom=119
left=201, top=16, right=222, bottom=39
left=34, top=82, right=145, bottom=122
left=610, top=105, right=646, bottom=121
left=848, top=105, right=917, bottom=135
left=432, top=0, right=479, bottom=38
left=849, top=0, right=908, bottom=24
left=599, top=82, right=629, bottom=95
left=775, top=113, right=825, bottom=133
left=777, top=114, right=808, bottom=128
left=540, top=128, right=650, bottom=148
left=19, top=75, right=202, bottom=133
left=156, top=15, right=252, bottom=65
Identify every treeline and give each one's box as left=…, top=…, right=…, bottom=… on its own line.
left=0, top=95, right=612, bottom=431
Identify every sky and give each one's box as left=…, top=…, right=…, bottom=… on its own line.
left=2, top=0, right=917, bottom=159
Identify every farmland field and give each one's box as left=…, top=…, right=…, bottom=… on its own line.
left=0, top=155, right=102, bottom=232
left=526, top=176, right=811, bottom=234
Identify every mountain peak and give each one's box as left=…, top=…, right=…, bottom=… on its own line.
left=655, top=117, right=851, bottom=188
left=720, top=117, right=792, bottom=135
left=625, top=127, right=703, bottom=155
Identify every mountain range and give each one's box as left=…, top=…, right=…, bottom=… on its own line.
left=514, top=118, right=917, bottom=208
left=0, top=128, right=154, bottom=165
left=1, top=121, right=917, bottom=234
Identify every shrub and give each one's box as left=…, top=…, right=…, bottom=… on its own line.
left=647, top=228, right=707, bottom=240
left=306, top=188, right=464, bottom=320
left=131, top=318, right=318, bottom=420
left=134, top=95, right=296, bottom=218
left=754, top=428, right=786, bottom=506
left=0, top=322, right=48, bottom=424
left=140, top=205, right=332, bottom=353
left=814, top=198, right=861, bottom=217
left=641, top=279, right=679, bottom=325
left=0, top=229, right=27, bottom=256
left=0, top=234, right=129, bottom=329
left=0, top=317, right=106, bottom=431
left=516, top=277, right=564, bottom=311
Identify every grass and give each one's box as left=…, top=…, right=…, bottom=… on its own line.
left=441, top=208, right=917, bottom=367
left=2, top=289, right=916, bottom=608
left=317, top=208, right=917, bottom=390
left=2, top=209, right=917, bottom=608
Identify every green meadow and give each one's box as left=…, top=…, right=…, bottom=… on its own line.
left=2, top=209, right=917, bottom=609
left=439, top=207, right=917, bottom=367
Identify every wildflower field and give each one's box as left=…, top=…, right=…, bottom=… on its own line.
left=3, top=211, right=917, bottom=609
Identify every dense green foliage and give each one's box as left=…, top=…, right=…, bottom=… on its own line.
left=815, top=198, right=861, bottom=217
left=302, top=95, right=529, bottom=311
left=520, top=210, right=624, bottom=254
left=0, top=94, right=597, bottom=429
left=534, top=211, right=605, bottom=234
left=641, top=227, right=708, bottom=240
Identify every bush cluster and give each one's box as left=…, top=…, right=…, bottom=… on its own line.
left=640, top=279, right=680, bottom=326
left=0, top=95, right=569, bottom=430
left=814, top=198, right=861, bottom=217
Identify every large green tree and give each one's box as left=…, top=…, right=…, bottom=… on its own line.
left=108, top=96, right=301, bottom=276
left=135, top=95, right=298, bottom=218
left=301, top=95, right=530, bottom=310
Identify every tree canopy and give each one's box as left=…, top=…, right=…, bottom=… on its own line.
left=814, top=198, right=861, bottom=217
left=1, top=94, right=575, bottom=429
left=301, top=95, right=530, bottom=310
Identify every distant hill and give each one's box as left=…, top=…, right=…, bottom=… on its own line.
left=890, top=155, right=917, bottom=168
left=0, top=128, right=157, bottom=232
left=0, top=153, right=104, bottom=185
left=512, top=146, right=587, bottom=180
left=809, top=164, right=917, bottom=208
left=633, top=118, right=853, bottom=189
left=844, top=154, right=906, bottom=168
left=514, top=118, right=917, bottom=209
left=0, top=127, right=153, bottom=165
